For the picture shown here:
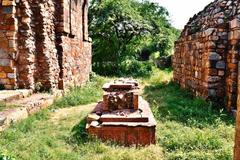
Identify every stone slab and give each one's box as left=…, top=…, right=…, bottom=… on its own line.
left=100, top=117, right=149, bottom=123
left=0, top=91, right=62, bottom=131
left=0, top=89, right=32, bottom=103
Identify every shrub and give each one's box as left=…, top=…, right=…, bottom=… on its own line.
left=52, top=74, right=107, bottom=108
left=90, top=0, right=180, bottom=78
left=93, top=59, right=153, bottom=77
left=0, top=151, right=15, bottom=160
left=119, top=59, right=153, bottom=77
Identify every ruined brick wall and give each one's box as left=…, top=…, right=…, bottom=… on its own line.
left=172, top=0, right=240, bottom=158
left=16, top=0, right=60, bottom=90
left=173, top=28, right=227, bottom=100
left=0, top=0, right=91, bottom=90
left=173, top=0, right=240, bottom=111
left=233, top=17, right=240, bottom=160
left=55, top=0, right=92, bottom=89
left=0, top=0, right=18, bottom=89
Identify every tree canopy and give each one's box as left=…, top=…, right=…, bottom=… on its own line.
left=89, top=0, right=180, bottom=76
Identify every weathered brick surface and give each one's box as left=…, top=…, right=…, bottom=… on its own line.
left=172, top=0, right=240, bottom=159
left=236, top=63, right=240, bottom=160
left=102, top=79, right=139, bottom=111
left=87, top=80, right=156, bottom=146
left=88, top=126, right=156, bottom=146
left=55, top=0, right=91, bottom=89
left=173, top=1, right=240, bottom=110
left=0, top=0, right=91, bottom=90
left=0, top=0, right=17, bottom=89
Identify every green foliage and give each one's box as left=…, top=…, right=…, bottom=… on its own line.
left=89, top=0, right=180, bottom=76
left=0, top=151, right=15, bottom=160
left=52, top=74, right=108, bottom=108
left=93, top=58, right=152, bottom=77
left=119, top=58, right=152, bottom=77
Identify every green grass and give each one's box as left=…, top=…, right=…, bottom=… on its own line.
left=0, top=106, right=163, bottom=160
left=52, top=75, right=109, bottom=108
left=0, top=69, right=235, bottom=160
left=143, top=69, right=235, bottom=159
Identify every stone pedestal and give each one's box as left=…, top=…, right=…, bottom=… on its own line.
left=86, top=97, right=156, bottom=146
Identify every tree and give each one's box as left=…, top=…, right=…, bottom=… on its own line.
left=89, top=0, right=180, bottom=76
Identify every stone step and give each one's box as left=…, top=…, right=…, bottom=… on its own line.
left=9, top=93, right=55, bottom=115
left=0, top=91, right=63, bottom=131
left=0, top=89, right=32, bottom=103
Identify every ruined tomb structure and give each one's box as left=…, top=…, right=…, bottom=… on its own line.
left=172, top=0, right=240, bottom=159
left=0, top=0, right=91, bottom=90
left=173, top=0, right=240, bottom=112
left=86, top=79, right=156, bottom=146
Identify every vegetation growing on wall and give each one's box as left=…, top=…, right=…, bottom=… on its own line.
left=89, top=0, right=180, bottom=77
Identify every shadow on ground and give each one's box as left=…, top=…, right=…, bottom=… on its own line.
left=68, top=118, right=90, bottom=145
left=143, top=81, right=234, bottom=129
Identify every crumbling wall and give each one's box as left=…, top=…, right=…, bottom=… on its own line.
left=233, top=19, right=240, bottom=160
left=173, top=0, right=240, bottom=111
left=172, top=1, right=240, bottom=158
left=33, top=0, right=60, bottom=90
left=16, top=0, right=60, bottom=90
left=227, top=19, right=240, bottom=112
left=0, top=0, right=18, bottom=89
left=16, top=0, right=36, bottom=89
left=173, top=28, right=227, bottom=100
left=56, top=0, right=92, bottom=89
left=0, top=0, right=92, bottom=90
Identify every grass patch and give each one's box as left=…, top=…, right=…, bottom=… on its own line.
left=0, top=69, right=235, bottom=160
left=52, top=75, right=109, bottom=108
left=143, top=69, right=235, bottom=159
left=0, top=105, right=163, bottom=160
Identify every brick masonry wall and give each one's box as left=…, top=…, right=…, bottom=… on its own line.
left=16, top=0, right=36, bottom=89
left=173, top=29, right=227, bottom=99
left=33, top=0, right=60, bottom=90
left=0, top=0, right=18, bottom=89
left=235, top=98, right=240, bottom=160
left=233, top=19, right=240, bottom=160
left=59, top=36, right=92, bottom=89
left=0, top=0, right=92, bottom=90
left=56, top=0, right=92, bottom=89
left=173, top=0, right=240, bottom=110
left=172, top=0, right=240, bottom=159
left=227, top=19, right=240, bottom=112
left=16, top=0, right=61, bottom=90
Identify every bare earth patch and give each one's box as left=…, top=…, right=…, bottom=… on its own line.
left=50, top=103, right=97, bottom=124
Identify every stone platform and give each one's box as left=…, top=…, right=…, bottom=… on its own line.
left=0, top=90, right=32, bottom=103
left=86, top=97, right=156, bottom=146
left=0, top=90, right=63, bottom=131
